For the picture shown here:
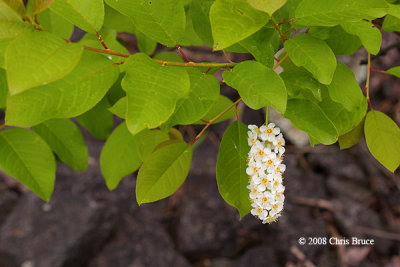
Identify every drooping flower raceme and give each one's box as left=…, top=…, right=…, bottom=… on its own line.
left=246, top=123, right=286, bottom=224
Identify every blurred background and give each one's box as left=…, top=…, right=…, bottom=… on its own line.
left=0, top=28, right=399, bottom=267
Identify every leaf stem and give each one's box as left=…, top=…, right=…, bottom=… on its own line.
left=190, top=98, right=242, bottom=145
left=271, top=16, right=289, bottom=40
left=366, top=53, right=374, bottom=110
left=273, top=53, right=288, bottom=70
left=96, top=32, right=109, bottom=50
left=370, top=67, right=388, bottom=75
left=176, top=45, right=191, bottom=62
left=278, top=18, right=295, bottom=26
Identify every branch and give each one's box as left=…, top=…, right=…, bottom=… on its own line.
left=82, top=46, right=238, bottom=68
left=190, top=98, right=242, bottom=145
left=365, top=53, right=374, bottom=110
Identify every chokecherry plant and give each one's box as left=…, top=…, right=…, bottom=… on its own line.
left=0, top=0, right=400, bottom=221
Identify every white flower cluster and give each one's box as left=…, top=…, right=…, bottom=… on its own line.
left=246, top=123, right=286, bottom=224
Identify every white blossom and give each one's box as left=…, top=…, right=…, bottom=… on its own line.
left=246, top=123, right=286, bottom=224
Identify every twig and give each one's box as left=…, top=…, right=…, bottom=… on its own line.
left=290, top=246, right=316, bottom=267
left=292, top=197, right=335, bottom=211
left=190, top=98, right=242, bottom=145
left=365, top=53, right=374, bottom=110
left=223, top=50, right=234, bottom=63
left=355, top=226, right=400, bottom=242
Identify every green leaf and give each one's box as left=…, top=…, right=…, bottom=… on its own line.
left=106, top=74, right=125, bottom=105
left=247, top=0, right=287, bottom=15
left=310, top=26, right=362, bottom=56
left=318, top=86, right=367, bottom=136
left=122, top=53, right=190, bottom=135
left=223, top=61, right=287, bottom=113
left=0, top=70, right=6, bottom=110
left=195, top=95, right=242, bottom=124
left=365, top=110, right=400, bottom=172
left=210, top=0, right=269, bottom=50
left=105, top=0, right=186, bottom=47
left=338, top=116, right=365, bottom=150
left=168, top=127, right=184, bottom=141
left=0, top=128, right=56, bottom=201
left=295, top=0, right=389, bottom=27
left=383, top=15, right=400, bottom=32
left=33, top=118, right=88, bottom=171
left=136, top=142, right=192, bottom=205
left=6, top=51, right=120, bottom=127
left=190, top=0, right=214, bottom=46
left=165, top=69, right=220, bottom=127
left=216, top=121, right=251, bottom=219
left=152, top=51, right=185, bottom=62
left=341, top=20, right=381, bottom=55
left=100, top=122, right=145, bottom=191
left=0, top=1, right=22, bottom=21
left=284, top=34, right=337, bottom=85
left=50, top=0, right=104, bottom=32
left=238, top=27, right=280, bottom=68
left=103, top=4, right=136, bottom=33
left=283, top=99, right=338, bottom=144
left=136, top=30, right=157, bottom=55
left=281, top=70, right=322, bottom=102
left=0, top=21, right=34, bottom=39
left=2, top=0, right=26, bottom=18
left=387, top=3, right=400, bottom=18
left=180, top=7, right=203, bottom=47
left=37, top=8, right=74, bottom=39
left=76, top=98, right=114, bottom=140
left=387, top=66, right=400, bottom=78
left=383, top=4, right=400, bottom=32
left=109, top=96, right=126, bottom=119
left=33, top=0, right=54, bottom=14
left=137, top=130, right=170, bottom=162
left=327, top=63, right=365, bottom=111
left=5, top=31, right=83, bottom=95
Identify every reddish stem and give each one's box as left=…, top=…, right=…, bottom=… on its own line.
left=370, top=67, right=388, bottom=74
left=367, top=97, right=374, bottom=110
left=278, top=18, right=295, bottom=26
left=96, top=32, right=109, bottom=50
left=362, top=86, right=368, bottom=92
left=200, top=119, right=210, bottom=123
left=176, top=45, right=191, bottom=62
left=189, top=136, right=199, bottom=146
left=282, top=27, right=294, bottom=35
left=202, top=67, right=212, bottom=76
